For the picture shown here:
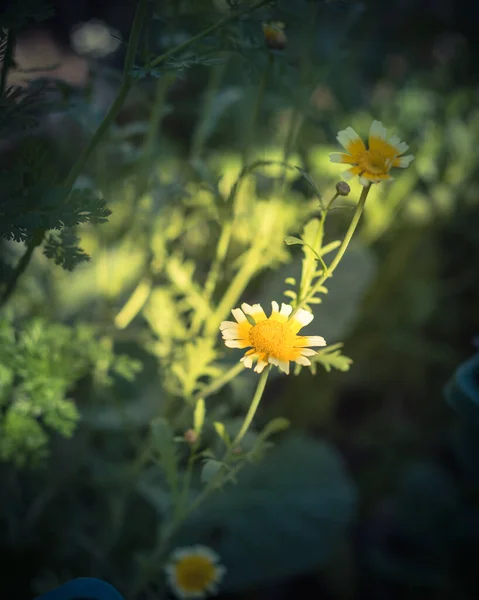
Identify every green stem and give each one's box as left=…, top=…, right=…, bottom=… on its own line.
left=232, top=365, right=270, bottom=446
left=64, top=0, right=148, bottom=189
left=295, top=185, right=371, bottom=311
left=241, top=52, right=273, bottom=165
left=0, top=229, right=44, bottom=309
left=149, top=0, right=271, bottom=70
left=0, top=29, right=14, bottom=97
left=205, top=246, right=260, bottom=336
left=137, top=73, right=175, bottom=196
left=190, top=60, right=227, bottom=160
left=193, top=361, right=245, bottom=402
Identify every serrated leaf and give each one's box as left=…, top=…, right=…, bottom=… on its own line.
left=171, top=435, right=356, bottom=591
left=313, top=343, right=353, bottom=373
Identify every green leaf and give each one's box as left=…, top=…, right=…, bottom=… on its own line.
left=284, top=236, right=304, bottom=246
left=171, top=434, right=356, bottom=591
left=201, top=458, right=224, bottom=485
left=194, top=398, right=206, bottom=435
left=258, top=417, right=290, bottom=441
left=43, top=228, right=90, bottom=270
left=312, top=343, right=353, bottom=373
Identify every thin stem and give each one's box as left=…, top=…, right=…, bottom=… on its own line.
left=232, top=365, right=270, bottom=446
left=205, top=246, right=260, bottom=336
left=190, top=60, right=227, bottom=160
left=0, top=229, right=43, bottom=309
left=0, top=29, right=14, bottom=97
left=193, top=361, right=245, bottom=402
left=295, top=185, right=371, bottom=312
left=64, top=0, right=148, bottom=189
left=137, top=74, right=175, bottom=196
left=241, top=52, right=273, bottom=165
left=149, top=0, right=272, bottom=70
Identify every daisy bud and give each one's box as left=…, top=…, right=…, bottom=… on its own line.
left=262, top=22, right=287, bottom=51
left=184, top=429, right=198, bottom=445
left=336, top=181, right=351, bottom=196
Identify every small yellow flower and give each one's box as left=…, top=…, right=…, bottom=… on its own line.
left=330, top=120, right=414, bottom=186
left=262, top=21, right=287, bottom=50
left=165, top=545, right=226, bottom=599
left=220, top=302, right=326, bottom=375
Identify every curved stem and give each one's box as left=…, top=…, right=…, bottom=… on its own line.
left=0, top=229, right=44, bottom=308
left=149, top=0, right=271, bottom=70
left=64, top=0, right=148, bottom=189
left=232, top=365, right=270, bottom=447
left=295, top=185, right=371, bottom=312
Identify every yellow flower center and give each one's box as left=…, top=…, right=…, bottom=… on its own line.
left=175, top=555, right=216, bottom=594
left=249, top=320, right=295, bottom=360
left=359, top=149, right=390, bottom=174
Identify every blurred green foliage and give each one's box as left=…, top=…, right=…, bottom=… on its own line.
left=1, top=0, right=478, bottom=599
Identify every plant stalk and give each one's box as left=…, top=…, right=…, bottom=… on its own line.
left=295, top=184, right=371, bottom=311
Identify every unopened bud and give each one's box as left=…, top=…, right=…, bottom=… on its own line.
left=184, top=429, right=198, bottom=445
left=262, top=22, right=287, bottom=51
left=336, top=181, right=351, bottom=196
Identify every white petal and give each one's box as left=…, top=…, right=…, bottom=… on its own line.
left=231, top=308, right=247, bottom=322
left=280, top=303, right=293, bottom=317
left=277, top=359, right=290, bottom=374
left=358, top=176, right=372, bottom=186
left=295, top=355, right=311, bottom=366
left=193, top=545, right=219, bottom=562
left=388, top=135, right=409, bottom=154
left=254, top=360, right=268, bottom=373
left=241, top=302, right=267, bottom=321
left=369, top=120, right=387, bottom=140
left=304, top=335, right=326, bottom=347
left=336, top=127, right=364, bottom=153
left=268, top=356, right=279, bottom=366
left=299, top=348, right=317, bottom=356
left=170, top=548, right=192, bottom=561
left=220, top=320, right=238, bottom=330
left=396, top=154, right=414, bottom=167
left=342, top=168, right=357, bottom=180
left=291, top=308, right=314, bottom=328
left=271, top=300, right=280, bottom=314
left=224, top=340, right=245, bottom=348
left=329, top=152, right=352, bottom=163
left=241, top=354, right=254, bottom=368
left=221, top=328, right=242, bottom=339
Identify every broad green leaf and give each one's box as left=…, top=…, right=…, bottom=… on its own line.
left=171, top=435, right=356, bottom=591
left=201, top=458, right=224, bottom=484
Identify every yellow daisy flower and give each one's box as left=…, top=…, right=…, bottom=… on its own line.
left=330, top=120, right=414, bottom=186
left=262, top=21, right=287, bottom=50
left=165, top=545, right=226, bottom=599
left=220, top=302, right=326, bottom=375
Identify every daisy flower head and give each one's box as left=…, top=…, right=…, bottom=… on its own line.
left=165, top=545, right=226, bottom=599
left=220, top=302, right=326, bottom=375
left=262, top=21, right=287, bottom=50
left=330, top=120, right=414, bottom=186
